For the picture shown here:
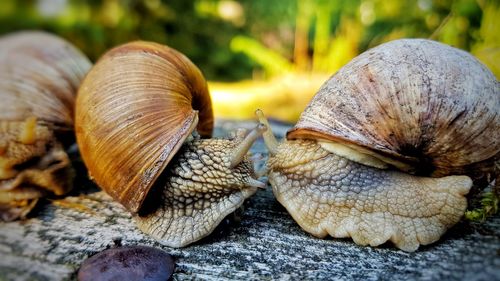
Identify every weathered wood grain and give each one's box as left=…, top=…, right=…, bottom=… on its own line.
left=0, top=120, right=499, bottom=281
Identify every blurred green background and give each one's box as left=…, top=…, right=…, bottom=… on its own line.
left=0, top=0, right=498, bottom=121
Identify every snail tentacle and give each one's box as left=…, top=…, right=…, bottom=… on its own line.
left=246, top=177, right=266, bottom=189
left=229, top=123, right=267, bottom=168
left=255, top=109, right=279, bottom=155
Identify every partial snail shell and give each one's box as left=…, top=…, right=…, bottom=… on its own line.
left=288, top=39, right=499, bottom=177
left=0, top=31, right=91, bottom=221
left=260, top=39, right=499, bottom=251
left=75, top=41, right=214, bottom=213
left=0, top=31, right=92, bottom=130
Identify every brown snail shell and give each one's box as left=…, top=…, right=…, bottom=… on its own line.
left=258, top=39, right=499, bottom=251
left=75, top=41, right=214, bottom=213
left=0, top=31, right=92, bottom=221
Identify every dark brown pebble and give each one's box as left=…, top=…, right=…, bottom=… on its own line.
left=78, top=245, right=174, bottom=281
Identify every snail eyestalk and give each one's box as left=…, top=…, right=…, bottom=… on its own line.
left=255, top=109, right=279, bottom=155
left=229, top=123, right=267, bottom=169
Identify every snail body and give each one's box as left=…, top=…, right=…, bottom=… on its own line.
left=0, top=31, right=91, bottom=221
left=75, top=41, right=266, bottom=247
left=258, top=39, right=499, bottom=251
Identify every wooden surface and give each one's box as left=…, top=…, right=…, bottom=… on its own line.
left=0, top=120, right=499, bottom=281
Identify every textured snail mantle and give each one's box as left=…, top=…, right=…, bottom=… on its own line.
left=258, top=39, right=499, bottom=252
left=75, top=41, right=266, bottom=247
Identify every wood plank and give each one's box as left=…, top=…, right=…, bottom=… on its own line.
left=1, top=120, right=499, bottom=280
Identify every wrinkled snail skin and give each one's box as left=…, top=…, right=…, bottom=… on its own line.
left=267, top=140, right=470, bottom=252
left=0, top=118, right=73, bottom=221
left=257, top=39, right=499, bottom=252
left=135, top=130, right=266, bottom=247
left=75, top=41, right=266, bottom=247
left=0, top=31, right=91, bottom=221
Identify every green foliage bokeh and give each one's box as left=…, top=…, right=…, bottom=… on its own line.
left=0, top=0, right=498, bottom=80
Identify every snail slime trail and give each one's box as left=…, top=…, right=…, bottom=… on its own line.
left=256, top=38, right=499, bottom=252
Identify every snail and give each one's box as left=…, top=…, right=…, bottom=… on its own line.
left=75, top=41, right=267, bottom=247
left=257, top=39, right=499, bottom=252
left=0, top=31, right=92, bottom=221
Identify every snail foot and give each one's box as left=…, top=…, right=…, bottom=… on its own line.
left=269, top=140, right=472, bottom=251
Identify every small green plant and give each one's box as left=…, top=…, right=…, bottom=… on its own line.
left=465, top=191, right=499, bottom=222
